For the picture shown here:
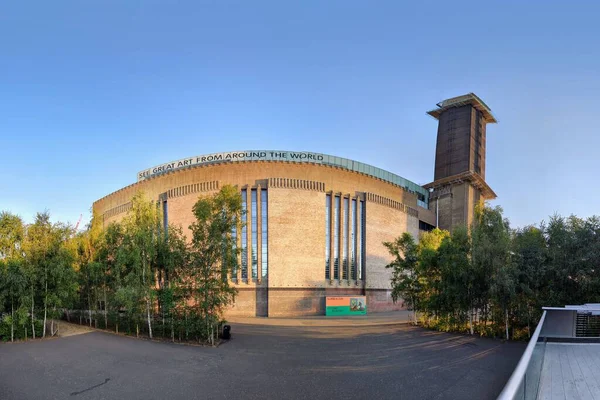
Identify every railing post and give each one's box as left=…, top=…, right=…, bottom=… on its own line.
left=496, top=311, right=546, bottom=400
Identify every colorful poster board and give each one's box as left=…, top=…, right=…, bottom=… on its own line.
left=326, top=296, right=367, bottom=316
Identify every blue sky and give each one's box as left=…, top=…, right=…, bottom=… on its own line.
left=1, top=1, right=598, bottom=229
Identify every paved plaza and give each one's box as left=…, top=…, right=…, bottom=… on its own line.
left=0, top=319, right=524, bottom=400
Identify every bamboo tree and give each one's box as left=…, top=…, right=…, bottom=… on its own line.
left=385, top=232, right=420, bottom=324
left=186, top=185, right=240, bottom=343
left=120, top=192, right=166, bottom=339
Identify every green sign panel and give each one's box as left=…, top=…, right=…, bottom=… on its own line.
left=326, top=296, right=367, bottom=316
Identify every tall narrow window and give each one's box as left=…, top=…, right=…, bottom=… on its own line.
left=162, top=200, right=168, bottom=233
left=360, top=200, right=366, bottom=280
left=325, top=194, right=331, bottom=279
left=357, top=200, right=363, bottom=281
left=261, top=189, right=268, bottom=279
left=251, top=189, right=258, bottom=279
left=342, top=197, right=348, bottom=280
left=231, top=215, right=237, bottom=280
left=351, top=199, right=357, bottom=280
left=334, top=195, right=340, bottom=280
left=221, top=210, right=227, bottom=282
left=241, top=189, right=248, bottom=280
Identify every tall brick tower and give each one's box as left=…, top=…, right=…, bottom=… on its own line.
left=424, top=93, right=497, bottom=231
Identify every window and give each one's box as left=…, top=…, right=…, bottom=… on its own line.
left=361, top=200, right=366, bottom=279
left=231, top=214, right=237, bottom=279
left=474, top=111, right=483, bottom=174
left=333, top=195, right=340, bottom=280
left=162, top=200, right=168, bottom=232
left=342, top=197, right=348, bottom=280
left=419, top=220, right=435, bottom=232
left=251, top=189, right=258, bottom=279
left=221, top=209, right=228, bottom=282
left=325, top=194, right=331, bottom=279
left=357, top=200, right=365, bottom=280
left=241, top=189, right=248, bottom=280
left=261, top=189, right=268, bottom=279
left=351, top=199, right=356, bottom=280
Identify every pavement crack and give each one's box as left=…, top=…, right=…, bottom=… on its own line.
left=70, top=378, right=110, bottom=396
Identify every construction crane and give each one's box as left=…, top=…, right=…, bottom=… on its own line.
left=74, top=214, right=82, bottom=231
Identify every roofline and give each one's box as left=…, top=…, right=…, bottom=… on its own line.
left=135, top=150, right=430, bottom=198
left=427, top=93, right=497, bottom=123
left=423, top=171, right=497, bottom=200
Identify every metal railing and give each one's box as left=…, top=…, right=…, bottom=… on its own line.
left=496, top=311, right=547, bottom=400
left=498, top=304, right=600, bottom=399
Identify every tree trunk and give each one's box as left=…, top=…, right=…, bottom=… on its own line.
left=43, top=279, right=48, bottom=338
left=11, top=301, right=14, bottom=343
left=104, top=288, right=108, bottom=329
left=505, top=308, right=509, bottom=340
left=136, top=323, right=139, bottom=338
left=146, top=298, right=153, bottom=339
left=88, top=294, right=92, bottom=327
left=31, top=289, right=36, bottom=339
left=143, top=258, right=153, bottom=339
left=527, top=306, right=532, bottom=339
left=412, top=296, right=417, bottom=324
left=481, top=305, right=486, bottom=334
left=469, top=308, right=474, bottom=335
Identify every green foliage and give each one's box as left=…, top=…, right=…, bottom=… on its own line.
left=183, top=185, right=240, bottom=344
left=384, top=233, right=419, bottom=316
left=47, top=186, right=239, bottom=345
left=0, top=211, right=75, bottom=341
left=386, top=203, right=600, bottom=340
left=0, top=211, right=24, bottom=260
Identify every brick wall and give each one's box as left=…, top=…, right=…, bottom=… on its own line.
left=93, top=160, right=427, bottom=316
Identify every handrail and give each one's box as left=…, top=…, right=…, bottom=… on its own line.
left=496, top=310, right=547, bottom=400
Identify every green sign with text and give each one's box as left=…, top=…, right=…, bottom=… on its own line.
left=326, top=296, right=367, bottom=316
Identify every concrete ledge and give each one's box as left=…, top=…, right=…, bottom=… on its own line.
left=226, top=310, right=413, bottom=327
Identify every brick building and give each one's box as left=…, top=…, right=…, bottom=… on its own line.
left=93, top=93, right=496, bottom=317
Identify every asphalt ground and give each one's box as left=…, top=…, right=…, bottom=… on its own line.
left=0, top=322, right=524, bottom=400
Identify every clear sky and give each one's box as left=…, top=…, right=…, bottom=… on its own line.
left=1, top=1, right=598, bottom=229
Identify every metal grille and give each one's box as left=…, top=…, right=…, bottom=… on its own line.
left=576, top=313, right=600, bottom=337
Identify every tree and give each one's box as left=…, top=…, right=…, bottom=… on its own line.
left=0, top=259, right=29, bottom=342
left=417, top=228, right=449, bottom=324
left=154, top=225, right=187, bottom=340
left=92, top=214, right=116, bottom=329
left=0, top=212, right=24, bottom=260
left=120, top=192, right=165, bottom=339
left=185, top=185, right=241, bottom=344
left=512, top=225, right=547, bottom=336
left=22, top=212, right=77, bottom=337
left=438, top=226, right=477, bottom=334
left=385, top=232, right=420, bottom=324
left=0, top=212, right=27, bottom=341
left=472, top=203, right=513, bottom=339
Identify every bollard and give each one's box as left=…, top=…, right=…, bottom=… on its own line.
left=222, top=325, right=231, bottom=340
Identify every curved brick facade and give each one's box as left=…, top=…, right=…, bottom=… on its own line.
left=93, top=153, right=437, bottom=317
